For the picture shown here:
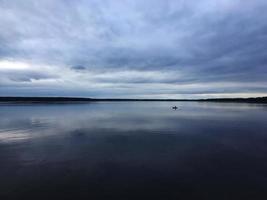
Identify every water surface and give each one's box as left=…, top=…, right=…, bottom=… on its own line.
left=1, top=102, right=267, bottom=199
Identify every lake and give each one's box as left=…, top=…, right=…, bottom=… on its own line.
left=0, top=101, right=267, bottom=199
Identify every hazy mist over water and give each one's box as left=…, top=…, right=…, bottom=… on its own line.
left=1, top=102, right=267, bottom=199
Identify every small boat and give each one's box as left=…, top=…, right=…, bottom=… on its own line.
left=172, top=106, right=178, bottom=110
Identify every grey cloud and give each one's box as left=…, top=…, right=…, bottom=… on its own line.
left=0, top=68, right=59, bottom=85
left=0, top=0, right=267, bottom=97
left=71, top=65, right=86, bottom=71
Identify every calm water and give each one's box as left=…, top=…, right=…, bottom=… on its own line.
left=0, top=102, right=267, bottom=199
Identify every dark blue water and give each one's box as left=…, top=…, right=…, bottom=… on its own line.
left=1, top=102, right=267, bottom=199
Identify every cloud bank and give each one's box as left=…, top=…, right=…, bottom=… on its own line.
left=0, top=0, right=267, bottom=98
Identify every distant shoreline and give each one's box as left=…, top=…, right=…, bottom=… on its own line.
left=0, top=96, right=267, bottom=103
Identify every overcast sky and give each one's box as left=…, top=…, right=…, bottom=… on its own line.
left=0, top=0, right=267, bottom=98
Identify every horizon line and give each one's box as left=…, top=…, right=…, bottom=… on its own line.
left=0, top=96, right=267, bottom=102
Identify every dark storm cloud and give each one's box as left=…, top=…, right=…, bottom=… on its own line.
left=0, top=0, right=267, bottom=97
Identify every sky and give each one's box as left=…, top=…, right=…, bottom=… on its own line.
left=0, top=0, right=267, bottom=99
